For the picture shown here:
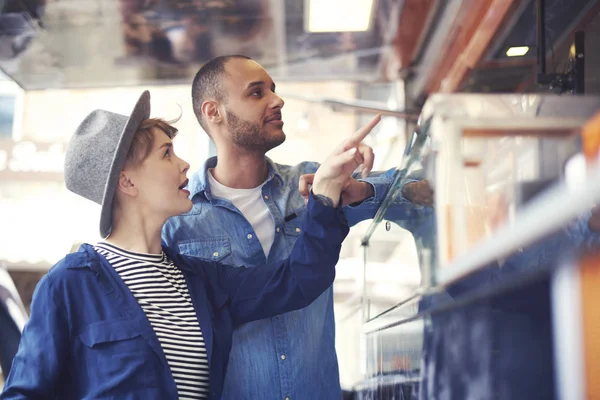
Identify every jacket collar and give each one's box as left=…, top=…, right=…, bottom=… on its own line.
left=67, top=243, right=197, bottom=274
left=65, top=244, right=103, bottom=271
left=187, top=156, right=284, bottom=201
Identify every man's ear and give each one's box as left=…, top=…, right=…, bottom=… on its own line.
left=201, top=100, right=223, bottom=125
left=117, top=170, right=137, bottom=197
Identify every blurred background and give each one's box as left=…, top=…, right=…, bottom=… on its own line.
left=1, top=0, right=600, bottom=397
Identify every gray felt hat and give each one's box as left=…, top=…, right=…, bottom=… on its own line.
left=64, top=90, right=151, bottom=238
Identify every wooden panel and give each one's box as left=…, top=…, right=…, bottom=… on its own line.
left=440, top=0, right=517, bottom=92
left=581, top=111, right=600, bottom=164
left=579, top=254, right=600, bottom=399
left=424, top=0, right=493, bottom=94
left=462, top=127, right=577, bottom=138
left=393, top=0, right=436, bottom=68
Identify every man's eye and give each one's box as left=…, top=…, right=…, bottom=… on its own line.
left=164, top=149, right=171, bottom=157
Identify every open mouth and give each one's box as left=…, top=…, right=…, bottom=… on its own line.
left=179, top=179, right=189, bottom=190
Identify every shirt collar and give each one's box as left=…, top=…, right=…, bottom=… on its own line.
left=187, top=156, right=284, bottom=199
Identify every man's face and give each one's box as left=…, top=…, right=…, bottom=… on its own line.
left=220, top=59, right=286, bottom=153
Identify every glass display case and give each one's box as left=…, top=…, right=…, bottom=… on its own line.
left=427, top=97, right=590, bottom=268
left=351, top=94, right=600, bottom=399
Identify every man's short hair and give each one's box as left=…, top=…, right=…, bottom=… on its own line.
left=191, top=55, right=251, bottom=133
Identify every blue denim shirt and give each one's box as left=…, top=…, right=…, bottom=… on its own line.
left=162, top=157, right=425, bottom=399
left=2, top=195, right=348, bottom=400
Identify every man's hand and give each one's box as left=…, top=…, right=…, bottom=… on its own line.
left=588, top=205, right=600, bottom=233
left=401, top=180, right=434, bottom=207
left=311, top=115, right=381, bottom=207
left=300, top=175, right=375, bottom=206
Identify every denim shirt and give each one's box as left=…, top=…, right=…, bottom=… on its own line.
left=162, top=157, right=426, bottom=399
left=2, top=195, right=348, bottom=400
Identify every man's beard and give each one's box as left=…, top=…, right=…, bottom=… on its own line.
left=226, top=109, right=285, bottom=153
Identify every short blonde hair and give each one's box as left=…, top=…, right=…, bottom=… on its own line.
left=126, top=118, right=179, bottom=166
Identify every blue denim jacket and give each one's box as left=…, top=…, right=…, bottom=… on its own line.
left=162, top=157, right=425, bottom=399
left=1, top=195, right=348, bottom=400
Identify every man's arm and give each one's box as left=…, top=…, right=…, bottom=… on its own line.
left=565, top=209, right=600, bottom=253
left=299, top=168, right=434, bottom=227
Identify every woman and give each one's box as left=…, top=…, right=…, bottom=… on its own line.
left=1, top=91, right=379, bottom=400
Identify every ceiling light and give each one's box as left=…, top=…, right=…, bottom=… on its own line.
left=506, top=46, right=529, bottom=57
left=306, top=0, right=374, bottom=33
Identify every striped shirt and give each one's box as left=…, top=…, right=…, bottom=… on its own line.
left=94, top=242, right=210, bottom=399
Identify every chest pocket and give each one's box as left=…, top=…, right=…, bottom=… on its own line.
left=283, top=206, right=307, bottom=237
left=177, top=237, right=232, bottom=262
left=79, top=319, right=156, bottom=390
left=80, top=319, right=147, bottom=352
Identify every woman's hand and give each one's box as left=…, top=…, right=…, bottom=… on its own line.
left=311, top=115, right=381, bottom=207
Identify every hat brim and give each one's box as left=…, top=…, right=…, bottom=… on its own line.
left=98, top=91, right=151, bottom=238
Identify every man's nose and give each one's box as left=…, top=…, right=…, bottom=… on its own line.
left=271, top=93, right=284, bottom=109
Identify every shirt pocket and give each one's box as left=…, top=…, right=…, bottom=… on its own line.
left=79, top=320, right=145, bottom=349
left=177, top=236, right=232, bottom=262
left=283, top=205, right=307, bottom=237
left=79, top=320, right=156, bottom=391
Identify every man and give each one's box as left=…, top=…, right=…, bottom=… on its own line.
left=162, top=55, right=432, bottom=399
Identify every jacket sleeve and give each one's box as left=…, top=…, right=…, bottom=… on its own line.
left=1, top=275, right=68, bottom=399
left=217, top=193, right=349, bottom=326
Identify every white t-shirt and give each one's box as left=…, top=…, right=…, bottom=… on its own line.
left=208, top=170, right=275, bottom=257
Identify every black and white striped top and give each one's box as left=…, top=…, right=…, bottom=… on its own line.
left=94, top=242, right=210, bottom=399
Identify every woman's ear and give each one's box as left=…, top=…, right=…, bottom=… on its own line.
left=117, top=170, right=137, bottom=197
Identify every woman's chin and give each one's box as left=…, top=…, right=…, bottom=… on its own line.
left=165, top=200, right=193, bottom=220
left=181, top=199, right=193, bottom=214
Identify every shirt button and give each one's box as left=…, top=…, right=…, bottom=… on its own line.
left=280, top=354, right=286, bottom=360
left=295, top=228, right=301, bottom=233
left=264, top=195, right=269, bottom=199
left=247, top=234, right=253, bottom=239
left=213, top=252, right=219, bottom=257
left=276, top=227, right=280, bottom=233
left=285, top=397, right=290, bottom=400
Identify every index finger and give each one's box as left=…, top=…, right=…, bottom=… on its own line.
left=347, top=114, right=382, bottom=145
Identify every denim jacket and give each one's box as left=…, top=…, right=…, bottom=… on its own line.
left=162, top=157, right=428, bottom=399
left=1, top=195, right=348, bottom=400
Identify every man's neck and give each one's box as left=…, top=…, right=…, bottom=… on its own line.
left=212, top=150, right=269, bottom=189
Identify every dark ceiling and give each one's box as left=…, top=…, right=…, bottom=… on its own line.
left=469, top=0, right=600, bottom=94
left=487, top=0, right=594, bottom=62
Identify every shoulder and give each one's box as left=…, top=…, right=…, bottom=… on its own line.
left=34, top=248, right=101, bottom=300
left=45, top=250, right=91, bottom=279
left=273, top=161, right=320, bottom=183
left=162, top=200, right=212, bottom=244
left=49, top=244, right=103, bottom=279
